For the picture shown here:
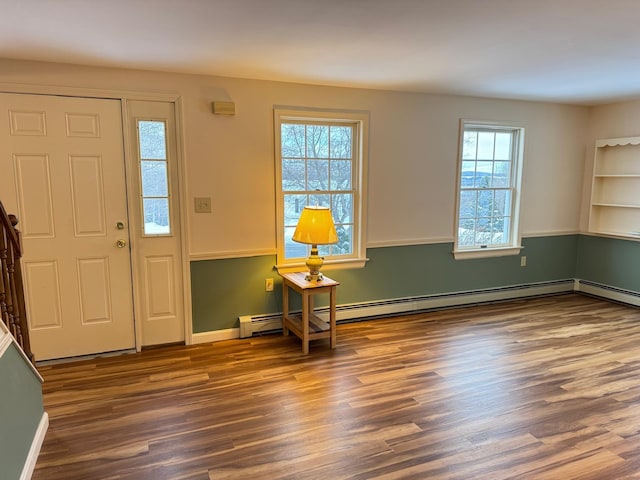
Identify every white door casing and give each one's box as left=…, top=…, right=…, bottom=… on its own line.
left=0, top=93, right=135, bottom=360
left=126, top=100, right=185, bottom=346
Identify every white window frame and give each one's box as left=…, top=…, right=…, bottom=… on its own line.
left=274, top=107, right=368, bottom=273
left=453, top=120, right=525, bottom=260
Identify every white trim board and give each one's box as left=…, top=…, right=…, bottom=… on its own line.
left=19, top=412, right=49, bottom=480
left=0, top=81, right=180, bottom=102
left=0, top=321, right=12, bottom=358
left=0, top=326, right=43, bottom=383
left=189, top=248, right=276, bottom=261
left=192, top=328, right=240, bottom=344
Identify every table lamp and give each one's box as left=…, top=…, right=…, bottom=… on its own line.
left=292, top=206, right=338, bottom=281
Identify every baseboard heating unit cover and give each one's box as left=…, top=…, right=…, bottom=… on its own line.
left=239, top=279, right=575, bottom=338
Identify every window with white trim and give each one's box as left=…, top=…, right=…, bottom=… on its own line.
left=274, top=108, right=368, bottom=272
left=454, top=121, right=525, bottom=259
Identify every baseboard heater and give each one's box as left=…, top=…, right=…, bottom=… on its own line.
left=576, top=279, right=640, bottom=306
left=239, top=279, right=575, bottom=338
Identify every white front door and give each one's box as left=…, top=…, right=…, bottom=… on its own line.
left=0, top=93, right=135, bottom=360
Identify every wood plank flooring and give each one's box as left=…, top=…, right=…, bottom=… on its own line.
left=33, top=293, right=640, bottom=479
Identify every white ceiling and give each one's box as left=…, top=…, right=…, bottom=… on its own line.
left=2, top=0, right=640, bottom=105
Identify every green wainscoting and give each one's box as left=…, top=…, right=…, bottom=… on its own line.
left=191, top=235, right=579, bottom=333
left=576, top=235, right=640, bottom=292
left=0, top=343, right=44, bottom=480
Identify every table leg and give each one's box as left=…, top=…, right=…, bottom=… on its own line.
left=330, top=286, right=336, bottom=349
left=302, top=290, right=309, bottom=354
left=282, top=281, right=289, bottom=336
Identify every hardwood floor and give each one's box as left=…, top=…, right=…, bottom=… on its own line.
left=33, top=293, right=640, bottom=480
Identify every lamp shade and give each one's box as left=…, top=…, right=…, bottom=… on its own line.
left=292, top=206, right=338, bottom=245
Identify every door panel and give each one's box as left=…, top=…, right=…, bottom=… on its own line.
left=145, top=256, right=176, bottom=317
left=0, top=93, right=135, bottom=360
left=69, top=154, right=107, bottom=236
left=23, top=261, right=62, bottom=329
left=13, top=154, right=55, bottom=237
left=77, top=257, right=112, bottom=323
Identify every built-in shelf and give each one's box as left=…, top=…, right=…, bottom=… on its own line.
left=588, top=137, right=640, bottom=239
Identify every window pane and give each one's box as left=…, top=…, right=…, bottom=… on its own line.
left=501, top=217, right=512, bottom=243
left=330, top=126, right=352, bottom=159
left=477, top=190, right=494, bottom=219
left=461, top=161, right=476, bottom=187
left=334, top=224, right=353, bottom=255
left=494, top=132, right=512, bottom=160
left=458, top=219, right=475, bottom=246
left=307, top=160, right=329, bottom=190
left=141, top=161, right=168, bottom=197
left=330, top=160, right=352, bottom=190
left=475, top=162, right=493, bottom=187
left=308, top=193, right=330, bottom=207
left=475, top=216, right=492, bottom=245
left=285, top=226, right=308, bottom=259
left=139, top=121, right=166, bottom=160
left=306, top=125, right=329, bottom=158
left=492, top=161, right=511, bottom=187
left=332, top=193, right=353, bottom=223
left=284, top=194, right=307, bottom=226
left=477, top=132, right=495, bottom=160
left=143, top=198, right=170, bottom=235
left=490, top=216, right=509, bottom=244
left=282, top=159, right=305, bottom=191
left=281, top=124, right=305, bottom=158
left=459, top=190, right=477, bottom=219
left=504, top=191, right=512, bottom=215
left=462, top=131, right=477, bottom=159
left=493, top=189, right=509, bottom=216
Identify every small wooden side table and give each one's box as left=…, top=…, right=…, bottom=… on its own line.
left=281, top=272, right=339, bottom=354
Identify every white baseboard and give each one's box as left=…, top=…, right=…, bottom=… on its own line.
left=192, top=328, right=239, bottom=344
left=20, top=412, right=48, bottom=480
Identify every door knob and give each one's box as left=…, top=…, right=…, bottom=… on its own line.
left=116, top=239, right=127, bottom=248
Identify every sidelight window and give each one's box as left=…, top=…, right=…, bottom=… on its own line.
left=137, top=120, right=171, bottom=236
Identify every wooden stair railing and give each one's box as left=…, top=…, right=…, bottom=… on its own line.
left=0, top=201, right=34, bottom=363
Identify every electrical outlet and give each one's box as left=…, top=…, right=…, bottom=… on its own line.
left=520, top=255, right=527, bottom=267
left=194, top=197, right=212, bottom=213
left=265, top=278, right=274, bottom=292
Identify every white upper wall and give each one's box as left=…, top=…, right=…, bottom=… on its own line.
left=0, top=59, right=589, bottom=257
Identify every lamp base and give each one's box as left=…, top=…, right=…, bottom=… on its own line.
left=305, top=272, right=324, bottom=282
left=305, top=245, right=324, bottom=282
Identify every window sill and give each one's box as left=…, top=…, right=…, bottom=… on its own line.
left=453, top=246, right=523, bottom=260
left=276, top=257, right=368, bottom=275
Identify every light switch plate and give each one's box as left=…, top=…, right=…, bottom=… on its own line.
left=194, top=197, right=212, bottom=213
